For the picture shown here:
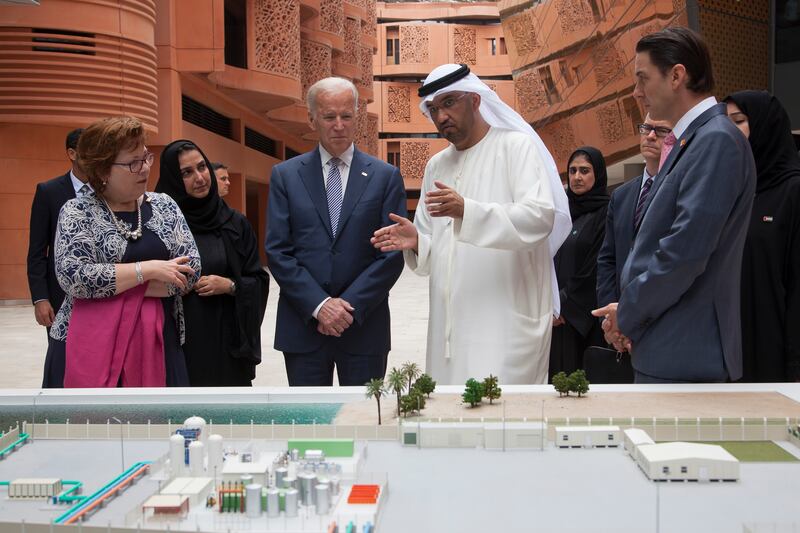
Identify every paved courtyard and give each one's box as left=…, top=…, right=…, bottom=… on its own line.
left=0, top=268, right=429, bottom=389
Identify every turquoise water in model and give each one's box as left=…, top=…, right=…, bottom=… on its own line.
left=0, top=403, right=342, bottom=429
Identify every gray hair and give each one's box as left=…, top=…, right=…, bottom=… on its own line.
left=307, top=77, right=359, bottom=115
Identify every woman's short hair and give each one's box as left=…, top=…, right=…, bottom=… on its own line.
left=78, top=116, right=146, bottom=195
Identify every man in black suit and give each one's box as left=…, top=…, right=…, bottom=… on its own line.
left=27, top=128, right=89, bottom=334
left=596, top=114, right=671, bottom=308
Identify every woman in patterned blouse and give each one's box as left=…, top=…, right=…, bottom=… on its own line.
left=43, top=117, right=202, bottom=388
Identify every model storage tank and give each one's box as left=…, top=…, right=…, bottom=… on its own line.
left=298, top=472, right=316, bottom=505
left=207, top=434, right=223, bottom=475
left=274, top=467, right=287, bottom=489
left=169, top=434, right=185, bottom=475
left=245, top=484, right=261, bottom=518
left=284, top=476, right=297, bottom=490
left=189, top=440, right=205, bottom=476
left=285, top=488, right=298, bottom=517
left=183, top=416, right=207, bottom=443
left=266, top=488, right=280, bottom=517
left=315, top=483, right=330, bottom=514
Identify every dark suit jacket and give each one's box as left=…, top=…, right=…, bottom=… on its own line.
left=596, top=175, right=642, bottom=308
left=27, top=172, right=75, bottom=312
left=617, top=103, right=756, bottom=381
left=265, top=147, right=406, bottom=355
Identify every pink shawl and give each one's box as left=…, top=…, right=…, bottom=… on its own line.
left=64, top=284, right=166, bottom=387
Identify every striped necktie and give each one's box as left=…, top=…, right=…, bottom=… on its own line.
left=326, top=157, right=343, bottom=237
left=633, top=176, right=653, bottom=230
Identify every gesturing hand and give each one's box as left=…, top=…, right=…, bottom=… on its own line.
left=317, top=298, right=355, bottom=337
left=371, top=213, right=418, bottom=252
left=425, top=180, right=464, bottom=219
left=195, top=275, right=233, bottom=297
left=142, top=256, right=195, bottom=290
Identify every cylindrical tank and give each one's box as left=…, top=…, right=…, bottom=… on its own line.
left=207, top=434, right=224, bottom=476
left=274, top=467, right=288, bottom=489
left=284, top=476, right=297, bottom=490
left=298, top=472, right=316, bottom=506
left=183, top=416, right=207, bottom=443
left=285, top=488, right=298, bottom=517
left=266, top=488, right=280, bottom=517
left=188, top=440, right=205, bottom=476
left=241, top=474, right=253, bottom=486
left=315, top=483, right=330, bottom=514
left=329, top=477, right=340, bottom=496
left=169, top=434, right=185, bottom=475
left=290, top=448, right=300, bottom=462
left=245, top=484, right=262, bottom=518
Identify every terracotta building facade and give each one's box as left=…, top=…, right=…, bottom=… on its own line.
left=498, top=0, right=771, bottom=175
left=0, top=0, right=377, bottom=301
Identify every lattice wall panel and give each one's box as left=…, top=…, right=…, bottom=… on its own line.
left=387, top=85, right=411, bottom=123
left=399, top=25, right=430, bottom=64
left=697, top=0, right=769, bottom=98
left=254, top=0, right=301, bottom=80
left=400, top=142, right=430, bottom=181
left=453, top=27, right=477, bottom=65
left=301, top=40, right=332, bottom=97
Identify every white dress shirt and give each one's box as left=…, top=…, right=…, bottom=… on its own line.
left=313, top=143, right=356, bottom=319
left=671, top=96, right=718, bottom=140
left=70, top=170, right=93, bottom=197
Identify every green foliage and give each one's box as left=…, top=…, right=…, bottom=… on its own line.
left=482, top=374, right=501, bottom=404
left=401, top=362, right=422, bottom=394
left=462, top=378, right=484, bottom=407
left=387, top=367, right=406, bottom=417
left=399, top=388, right=426, bottom=417
left=413, top=373, right=436, bottom=398
left=552, top=371, right=570, bottom=397
left=567, top=369, right=590, bottom=397
left=364, top=378, right=386, bottom=425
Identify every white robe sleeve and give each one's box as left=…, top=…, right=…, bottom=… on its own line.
left=454, top=136, right=555, bottom=250
left=404, top=159, right=435, bottom=275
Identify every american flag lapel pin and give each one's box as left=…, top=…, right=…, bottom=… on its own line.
left=679, top=139, right=686, bottom=147
left=763, top=216, right=773, bottom=222
left=361, top=171, right=368, bottom=176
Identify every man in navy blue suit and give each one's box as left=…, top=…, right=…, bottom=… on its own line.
left=593, top=28, right=756, bottom=382
left=27, top=128, right=89, bottom=339
left=596, top=114, right=671, bottom=308
left=266, top=77, right=406, bottom=386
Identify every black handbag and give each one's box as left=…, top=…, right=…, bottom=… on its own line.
left=582, top=346, right=634, bottom=383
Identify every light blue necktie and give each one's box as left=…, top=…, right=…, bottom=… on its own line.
left=326, top=157, right=343, bottom=237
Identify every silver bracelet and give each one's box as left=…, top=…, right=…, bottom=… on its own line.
left=135, top=262, right=144, bottom=285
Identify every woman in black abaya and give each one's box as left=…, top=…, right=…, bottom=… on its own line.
left=549, top=147, right=610, bottom=381
left=156, top=140, right=268, bottom=386
left=725, top=91, right=800, bottom=382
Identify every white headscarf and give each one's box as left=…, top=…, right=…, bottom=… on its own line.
left=419, top=63, right=572, bottom=316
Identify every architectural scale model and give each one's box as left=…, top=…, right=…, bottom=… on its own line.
left=0, top=385, right=799, bottom=532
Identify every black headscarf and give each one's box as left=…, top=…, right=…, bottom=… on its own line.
left=155, top=139, right=235, bottom=233
left=566, top=146, right=610, bottom=220
left=724, top=91, right=800, bottom=194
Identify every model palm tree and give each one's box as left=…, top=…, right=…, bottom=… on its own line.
left=401, top=362, right=421, bottom=394
left=364, top=378, right=386, bottom=425
left=386, top=367, right=406, bottom=417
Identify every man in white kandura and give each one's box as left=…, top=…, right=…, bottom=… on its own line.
left=371, top=64, right=571, bottom=384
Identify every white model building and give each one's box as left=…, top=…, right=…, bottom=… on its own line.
left=623, top=428, right=655, bottom=462
left=555, top=426, right=621, bottom=448
left=9, top=478, right=62, bottom=498
left=159, top=477, right=213, bottom=506
left=635, top=442, right=739, bottom=482
left=401, top=421, right=546, bottom=449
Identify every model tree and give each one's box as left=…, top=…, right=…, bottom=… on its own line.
left=552, top=371, right=570, bottom=397
left=401, top=362, right=422, bottom=394
left=414, top=373, right=436, bottom=398
left=568, top=369, right=590, bottom=397
left=365, top=378, right=386, bottom=425
left=462, top=378, right=484, bottom=407
left=399, top=387, right=426, bottom=417
left=482, top=374, right=501, bottom=404
left=386, top=367, right=406, bottom=417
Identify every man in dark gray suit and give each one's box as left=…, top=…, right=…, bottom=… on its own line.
left=27, top=128, right=88, bottom=332
left=596, top=114, right=671, bottom=308
left=593, top=28, right=756, bottom=383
